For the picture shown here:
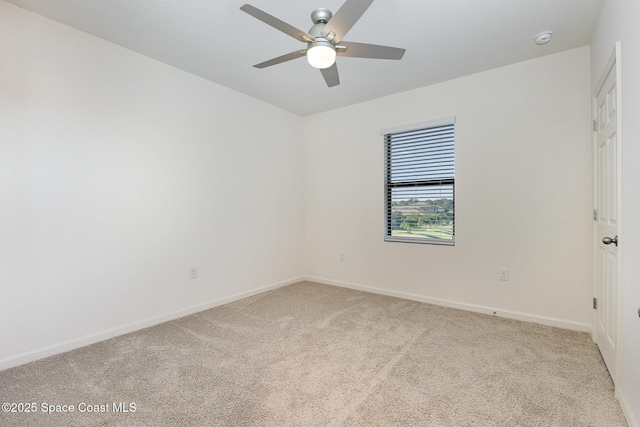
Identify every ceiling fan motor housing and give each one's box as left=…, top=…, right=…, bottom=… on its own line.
left=310, top=8, right=336, bottom=43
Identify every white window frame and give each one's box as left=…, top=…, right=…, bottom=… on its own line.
left=382, top=117, right=456, bottom=245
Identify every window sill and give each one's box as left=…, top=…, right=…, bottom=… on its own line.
left=384, top=236, right=455, bottom=246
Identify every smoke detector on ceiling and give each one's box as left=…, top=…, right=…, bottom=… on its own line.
left=535, top=31, right=553, bottom=45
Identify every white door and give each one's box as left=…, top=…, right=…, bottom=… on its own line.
left=593, top=44, right=621, bottom=381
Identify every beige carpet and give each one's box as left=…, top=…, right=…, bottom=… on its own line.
left=0, top=281, right=627, bottom=426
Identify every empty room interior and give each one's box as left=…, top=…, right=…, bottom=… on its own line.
left=1, top=0, right=639, bottom=426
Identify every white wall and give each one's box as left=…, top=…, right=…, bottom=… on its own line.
left=304, top=47, right=593, bottom=331
left=0, top=1, right=304, bottom=369
left=591, top=1, right=640, bottom=425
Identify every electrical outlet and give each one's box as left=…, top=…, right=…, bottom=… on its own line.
left=189, top=267, right=198, bottom=279
left=339, top=252, right=345, bottom=262
left=499, top=268, right=509, bottom=281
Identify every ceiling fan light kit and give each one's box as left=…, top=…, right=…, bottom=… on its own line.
left=307, top=40, right=336, bottom=69
left=240, top=0, right=406, bottom=87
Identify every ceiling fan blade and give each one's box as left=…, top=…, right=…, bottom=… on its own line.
left=338, top=41, right=405, bottom=60
left=253, top=49, right=307, bottom=69
left=240, top=4, right=313, bottom=42
left=322, top=0, right=374, bottom=42
left=320, top=63, right=340, bottom=87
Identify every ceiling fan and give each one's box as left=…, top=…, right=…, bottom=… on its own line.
left=240, top=0, right=406, bottom=87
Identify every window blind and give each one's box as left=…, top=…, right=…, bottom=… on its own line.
left=384, top=121, right=455, bottom=244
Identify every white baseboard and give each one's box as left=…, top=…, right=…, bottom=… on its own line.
left=0, top=276, right=303, bottom=372
left=304, top=276, right=592, bottom=333
left=617, top=387, right=639, bottom=427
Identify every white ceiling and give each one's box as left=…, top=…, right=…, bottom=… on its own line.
left=5, top=0, right=603, bottom=116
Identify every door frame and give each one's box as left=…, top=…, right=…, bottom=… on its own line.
left=592, top=41, right=623, bottom=386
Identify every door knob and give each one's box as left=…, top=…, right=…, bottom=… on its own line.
left=602, top=236, right=618, bottom=246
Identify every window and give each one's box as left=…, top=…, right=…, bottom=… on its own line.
left=383, top=118, right=455, bottom=245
